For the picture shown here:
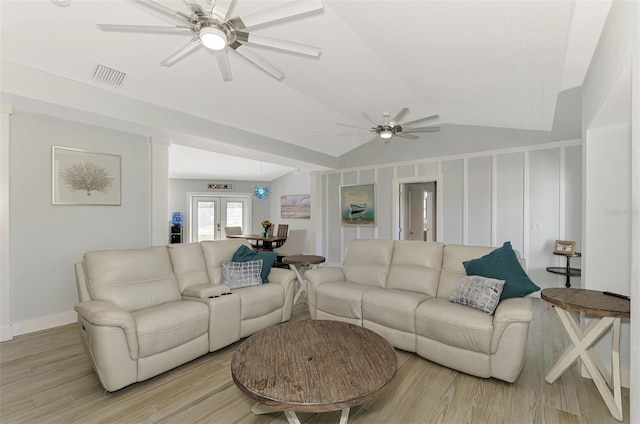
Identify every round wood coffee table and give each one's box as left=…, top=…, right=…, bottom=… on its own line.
left=231, top=320, right=397, bottom=424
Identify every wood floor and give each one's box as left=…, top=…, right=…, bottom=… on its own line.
left=0, top=297, right=630, bottom=424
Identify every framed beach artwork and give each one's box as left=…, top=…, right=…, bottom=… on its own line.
left=340, top=184, right=376, bottom=226
left=52, top=146, right=121, bottom=205
left=281, top=194, right=311, bottom=219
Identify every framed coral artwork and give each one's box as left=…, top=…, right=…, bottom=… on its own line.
left=52, top=146, right=121, bottom=205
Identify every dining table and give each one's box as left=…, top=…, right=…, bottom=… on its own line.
left=227, top=234, right=287, bottom=250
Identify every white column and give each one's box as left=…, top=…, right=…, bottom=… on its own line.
left=150, top=137, right=170, bottom=246
left=1, top=104, right=13, bottom=341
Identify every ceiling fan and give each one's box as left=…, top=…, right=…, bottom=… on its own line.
left=96, top=0, right=323, bottom=82
left=337, top=108, right=440, bottom=144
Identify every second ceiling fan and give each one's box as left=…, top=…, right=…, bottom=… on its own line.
left=338, top=108, right=440, bottom=144
left=96, top=0, right=323, bottom=81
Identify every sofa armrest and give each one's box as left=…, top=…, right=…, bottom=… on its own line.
left=304, top=267, right=346, bottom=291
left=491, top=297, right=534, bottom=352
left=74, top=300, right=138, bottom=359
left=182, top=283, right=231, bottom=298
left=266, top=267, right=296, bottom=288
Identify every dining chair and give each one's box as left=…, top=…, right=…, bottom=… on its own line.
left=275, top=224, right=289, bottom=247
left=273, top=229, right=307, bottom=267
left=224, top=226, right=242, bottom=238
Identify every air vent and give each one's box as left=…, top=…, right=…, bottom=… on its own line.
left=91, top=63, right=127, bottom=87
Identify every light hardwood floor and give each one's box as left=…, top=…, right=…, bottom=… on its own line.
left=0, top=297, right=630, bottom=424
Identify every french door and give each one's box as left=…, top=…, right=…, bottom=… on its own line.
left=189, top=196, right=249, bottom=242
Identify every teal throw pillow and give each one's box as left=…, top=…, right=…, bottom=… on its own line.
left=462, top=241, right=540, bottom=300
left=232, top=244, right=277, bottom=283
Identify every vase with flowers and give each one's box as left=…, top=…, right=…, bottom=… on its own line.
left=261, top=220, right=272, bottom=238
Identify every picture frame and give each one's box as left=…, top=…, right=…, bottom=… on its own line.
left=340, top=183, right=376, bottom=226
left=52, top=146, right=121, bottom=205
left=553, top=240, right=576, bottom=255
left=281, top=194, right=311, bottom=219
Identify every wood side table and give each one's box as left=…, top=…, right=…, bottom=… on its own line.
left=541, top=288, right=630, bottom=421
left=231, top=320, right=397, bottom=424
left=282, top=255, right=325, bottom=304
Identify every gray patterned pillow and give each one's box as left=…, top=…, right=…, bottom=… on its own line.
left=222, top=260, right=263, bottom=289
left=449, top=275, right=505, bottom=314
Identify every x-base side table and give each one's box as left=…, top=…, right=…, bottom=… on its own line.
left=282, top=255, right=325, bottom=304
left=541, top=288, right=630, bottom=421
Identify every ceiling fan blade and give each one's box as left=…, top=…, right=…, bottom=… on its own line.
left=389, top=107, right=409, bottom=126
left=361, top=112, right=379, bottom=126
left=96, top=24, right=190, bottom=33
left=231, top=43, right=285, bottom=80
left=230, top=0, right=323, bottom=30
left=182, top=0, right=205, bottom=15
left=160, top=37, right=203, bottom=66
left=394, top=132, right=420, bottom=140
left=237, top=32, right=320, bottom=57
left=337, top=122, right=371, bottom=131
left=215, top=49, right=233, bottom=82
left=402, top=114, right=439, bottom=127
left=403, top=126, right=441, bottom=133
left=211, top=0, right=234, bottom=21
left=132, top=0, right=192, bottom=23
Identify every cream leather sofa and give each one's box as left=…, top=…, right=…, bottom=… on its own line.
left=74, top=239, right=295, bottom=391
left=305, top=239, right=535, bottom=383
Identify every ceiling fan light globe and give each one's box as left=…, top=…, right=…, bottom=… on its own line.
left=380, top=130, right=393, bottom=139
left=200, top=27, right=227, bottom=50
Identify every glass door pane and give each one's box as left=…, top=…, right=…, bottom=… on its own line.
left=225, top=201, right=244, bottom=228
left=191, top=197, right=220, bottom=241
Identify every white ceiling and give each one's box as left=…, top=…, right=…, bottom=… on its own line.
left=0, top=0, right=611, bottom=180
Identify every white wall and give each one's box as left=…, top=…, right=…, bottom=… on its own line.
left=268, top=170, right=314, bottom=254
left=6, top=110, right=151, bottom=337
left=581, top=0, right=638, bottom=411
left=322, top=140, right=583, bottom=291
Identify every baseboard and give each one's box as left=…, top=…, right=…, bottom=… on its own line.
left=0, top=325, right=13, bottom=342
left=11, top=310, right=77, bottom=337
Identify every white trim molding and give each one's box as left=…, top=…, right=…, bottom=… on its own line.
left=1, top=104, right=13, bottom=341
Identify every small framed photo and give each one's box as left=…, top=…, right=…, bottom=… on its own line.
left=52, top=146, right=121, bottom=205
left=554, top=240, right=576, bottom=255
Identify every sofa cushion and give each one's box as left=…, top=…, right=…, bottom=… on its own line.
left=342, top=239, right=394, bottom=288
left=415, top=297, right=494, bottom=354
left=232, top=283, right=284, bottom=320
left=449, top=276, right=505, bottom=314
left=463, top=241, right=540, bottom=300
left=363, top=288, right=431, bottom=332
left=232, top=244, right=277, bottom=283
left=201, top=239, right=252, bottom=284
left=438, top=244, right=505, bottom=299
left=222, top=260, right=263, bottom=289
left=133, top=300, right=209, bottom=358
left=316, top=282, right=377, bottom=320
left=168, top=242, right=210, bottom=292
left=84, top=246, right=181, bottom=312
left=387, top=241, right=444, bottom=296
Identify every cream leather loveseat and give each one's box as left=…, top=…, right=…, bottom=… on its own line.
left=74, top=239, right=295, bottom=391
left=305, top=239, right=536, bottom=383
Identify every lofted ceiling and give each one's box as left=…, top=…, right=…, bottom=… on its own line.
left=0, top=0, right=611, bottom=180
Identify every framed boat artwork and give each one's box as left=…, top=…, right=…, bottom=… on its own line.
left=340, top=184, right=376, bottom=226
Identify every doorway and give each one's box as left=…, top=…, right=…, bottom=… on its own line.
left=189, top=195, right=249, bottom=242
left=398, top=181, right=437, bottom=241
